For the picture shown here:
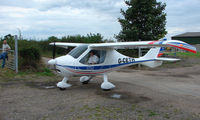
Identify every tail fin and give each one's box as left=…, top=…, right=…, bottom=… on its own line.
left=141, top=47, right=163, bottom=68
left=142, top=47, right=161, bottom=59
left=157, top=47, right=165, bottom=57
left=140, top=47, right=180, bottom=68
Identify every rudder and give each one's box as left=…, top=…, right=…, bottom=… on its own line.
left=140, top=47, right=163, bottom=68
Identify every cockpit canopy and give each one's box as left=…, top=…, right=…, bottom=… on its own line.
left=68, top=45, right=88, bottom=58
left=68, top=45, right=107, bottom=65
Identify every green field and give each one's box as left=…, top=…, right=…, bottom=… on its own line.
left=164, top=52, right=200, bottom=58
left=176, top=52, right=200, bottom=58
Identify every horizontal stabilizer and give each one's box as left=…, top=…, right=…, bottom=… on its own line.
left=155, top=58, right=180, bottom=62
left=141, top=61, right=163, bottom=68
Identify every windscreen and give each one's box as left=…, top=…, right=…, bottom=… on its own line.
left=68, top=45, right=88, bottom=59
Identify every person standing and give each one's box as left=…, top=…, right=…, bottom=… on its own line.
left=0, top=40, right=11, bottom=68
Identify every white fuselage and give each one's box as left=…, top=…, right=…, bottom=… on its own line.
left=47, top=40, right=197, bottom=90
left=54, top=48, right=150, bottom=77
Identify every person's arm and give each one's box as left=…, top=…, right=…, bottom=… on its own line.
left=6, top=44, right=11, bottom=51
left=94, top=55, right=99, bottom=64
left=88, top=57, right=92, bottom=64
left=5, top=44, right=10, bottom=51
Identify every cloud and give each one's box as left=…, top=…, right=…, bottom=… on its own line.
left=163, top=0, right=200, bottom=38
left=0, top=0, right=123, bottom=39
left=0, top=0, right=200, bottom=40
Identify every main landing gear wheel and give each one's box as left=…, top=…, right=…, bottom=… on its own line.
left=101, top=74, right=115, bottom=91
left=102, top=88, right=111, bottom=91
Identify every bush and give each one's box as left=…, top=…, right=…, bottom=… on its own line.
left=19, top=47, right=41, bottom=71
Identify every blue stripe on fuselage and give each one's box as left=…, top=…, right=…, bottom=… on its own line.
left=56, top=59, right=155, bottom=70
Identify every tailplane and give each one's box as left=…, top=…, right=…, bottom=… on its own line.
left=140, top=47, right=180, bottom=68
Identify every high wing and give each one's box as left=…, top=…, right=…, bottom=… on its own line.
left=49, top=42, right=85, bottom=49
left=89, top=40, right=197, bottom=53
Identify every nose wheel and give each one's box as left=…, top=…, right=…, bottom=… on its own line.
left=57, top=77, right=71, bottom=90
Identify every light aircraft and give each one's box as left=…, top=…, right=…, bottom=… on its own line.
left=48, top=39, right=197, bottom=91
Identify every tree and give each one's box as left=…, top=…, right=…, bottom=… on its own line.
left=4, top=34, right=13, bottom=40
left=47, top=36, right=59, bottom=42
left=116, top=0, right=167, bottom=42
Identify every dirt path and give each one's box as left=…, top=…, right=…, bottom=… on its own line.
left=0, top=58, right=200, bottom=120
left=110, top=65, right=200, bottom=113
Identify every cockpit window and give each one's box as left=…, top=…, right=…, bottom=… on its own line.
left=80, top=50, right=107, bottom=65
left=68, top=45, right=88, bottom=59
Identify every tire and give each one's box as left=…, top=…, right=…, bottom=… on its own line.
left=102, top=89, right=111, bottom=91
left=82, top=80, right=90, bottom=84
left=59, top=88, right=66, bottom=91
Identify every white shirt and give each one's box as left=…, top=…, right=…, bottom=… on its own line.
left=88, top=55, right=99, bottom=64
left=2, top=44, right=11, bottom=53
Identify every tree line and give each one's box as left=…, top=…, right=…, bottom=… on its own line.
left=0, top=33, right=105, bottom=71
left=0, top=0, right=167, bottom=71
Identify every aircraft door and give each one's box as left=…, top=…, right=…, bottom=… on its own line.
left=80, top=50, right=106, bottom=65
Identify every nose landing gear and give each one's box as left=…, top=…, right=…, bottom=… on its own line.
left=57, top=77, right=71, bottom=90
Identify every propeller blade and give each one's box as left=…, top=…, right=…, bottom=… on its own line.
left=53, top=42, right=56, bottom=59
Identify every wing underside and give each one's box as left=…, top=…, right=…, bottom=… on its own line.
left=49, top=42, right=85, bottom=49
left=50, top=40, right=197, bottom=53
left=89, top=40, right=197, bottom=53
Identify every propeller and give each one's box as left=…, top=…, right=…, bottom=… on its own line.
left=50, top=41, right=56, bottom=70
left=52, top=41, right=56, bottom=59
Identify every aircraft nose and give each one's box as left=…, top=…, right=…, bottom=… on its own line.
left=48, top=59, right=57, bottom=65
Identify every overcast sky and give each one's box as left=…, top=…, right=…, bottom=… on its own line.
left=0, top=0, right=200, bottom=40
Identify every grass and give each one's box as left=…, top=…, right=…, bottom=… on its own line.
left=68, top=104, right=185, bottom=120
left=148, top=110, right=159, bottom=117
left=0, top=68, right=17, bottom=78
left=137, top=113, right=144, bottom=120
left=77, top=104, right=124, bottom=119
left=0, top=67, right=54, bottom=80
left=164, top=113, right=170, bottom=119
left=67, top=103, right=200, bottom=120
left=157, top=51, right=200, bottom=68
left=164, top=52, right=200, bottom=58
left=176, top=52, right=200, bottom=58
left=36, top=68, right=54, bottom=76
